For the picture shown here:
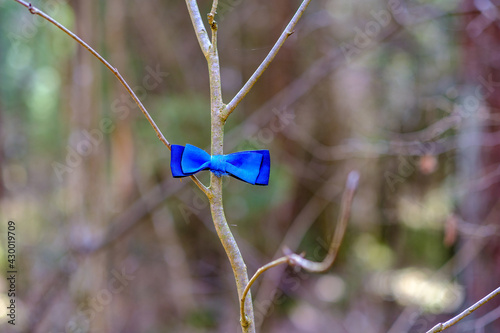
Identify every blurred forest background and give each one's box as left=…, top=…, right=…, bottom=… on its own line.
left=1, top=0, right=500, bottom=332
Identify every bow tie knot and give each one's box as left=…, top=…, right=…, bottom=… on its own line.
left=210, top=155, right=228, bottom=176
left=170, top=144, right=270, bottom=185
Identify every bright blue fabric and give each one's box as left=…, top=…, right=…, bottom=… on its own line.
left=170, top=144, right=270, bottom=185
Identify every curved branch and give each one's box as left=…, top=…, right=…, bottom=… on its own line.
left=240, top=171, right=360, bottom=326
left=286, top=171, right=359, bottom=272
left=13, top=0, right=210, bottom=196
left=14, top=0, right=169, bottom=149
left=222, top=0, right=312, bottom=121
left=240, top=257, right=289, bottom=326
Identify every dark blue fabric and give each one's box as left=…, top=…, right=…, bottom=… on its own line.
left=170, top=144, right=270, bottom=185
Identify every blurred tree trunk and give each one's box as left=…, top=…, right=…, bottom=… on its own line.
left=107, top=0, right=136, bottom=212
left=104, top=0, right=136, bottom=331
left=68, top=1, right=107, bottom=331
left=460, top=1, right=500, bottom=331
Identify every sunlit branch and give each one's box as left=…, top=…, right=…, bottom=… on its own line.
left=426, top=286, right=500, bottom=333
left=184, top=0, right=211, bottom=56
left=222, top=0, right=312, bottom=121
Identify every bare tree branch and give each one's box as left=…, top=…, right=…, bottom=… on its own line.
left=12, top=0, right=210, bottom=196
left=240, top=171, right=359, bottom=327
left=222, top=0, right=312, bottom=121
left=13, top=0, right=168, bottom=149
left=207, top=0, right=218, bottom=26
left=240, top=256, right=289, bottom=326
left=184, top=0, right=212, bottom=56
left=426, top=286, right=500, bottom=333
left=184, top=0, right=256, bottom=331
left=285, top=171, right=359, bottom=272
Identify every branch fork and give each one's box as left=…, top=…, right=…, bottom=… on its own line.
left=14, top=0, right=314, bottom=332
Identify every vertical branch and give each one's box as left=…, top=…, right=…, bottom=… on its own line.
left=184, top=0, right=211, bottom=55
left=208, top=0, right=218, bottom=25
left=184, top=1, right=255, bottom=332
left=206, top=14, right=256, bottom=333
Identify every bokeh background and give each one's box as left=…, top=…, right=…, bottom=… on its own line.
left=1, top=0, right=500, bottom=332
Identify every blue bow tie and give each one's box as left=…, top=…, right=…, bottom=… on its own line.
left=170, top=144, right=270, bottom=185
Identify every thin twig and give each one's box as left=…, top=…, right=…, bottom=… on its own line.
left=240, top=171, right=360, bottom=327
left=13, top=0, right=210, bottom=196
left=388, top=235, right=490, bottom=333
left=14, top=0, right=168, bottom=149
left=185, top=0, right=212, bottom=56
left=426, top=286, right=500, bottom=333
left=222, top=0, right=312, bottom=121
left=225, top=1, right=479, bottom=126
left=252, top=174, right=343, bottom=329
left=209, top=12, right=218, bottom=54
left=286, top=171, right=359, bottom=272
left=240, top=257, right=289, bottom=326
left=208, top=0, right=218, bottom=25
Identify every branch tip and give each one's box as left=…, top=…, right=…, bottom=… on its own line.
left=208, top=0, right=218, bottom=26
left=185, top=0, right=212, bottom=55
left=224, top=0, right=312, bottom=120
